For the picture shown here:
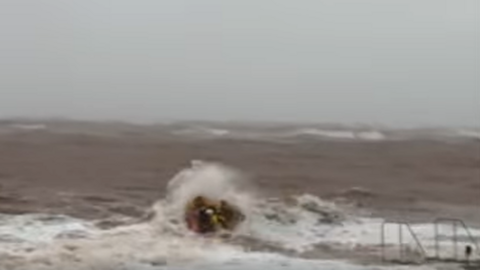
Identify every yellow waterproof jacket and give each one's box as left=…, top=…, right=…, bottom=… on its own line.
left=185, top=196, right=244, bottom=232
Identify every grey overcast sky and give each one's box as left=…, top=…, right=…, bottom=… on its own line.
left=0, top=0, right=478, bottom=127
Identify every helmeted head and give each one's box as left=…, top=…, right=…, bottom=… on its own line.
left=193, top=196, right=205, bottom=207
left=219, top=200, right=229, bottom=209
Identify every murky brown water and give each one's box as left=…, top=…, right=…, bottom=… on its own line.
left=0, top=121, right=478, bottom=224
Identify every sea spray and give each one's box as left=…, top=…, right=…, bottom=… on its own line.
left=149, top=160, right=256, bottom=235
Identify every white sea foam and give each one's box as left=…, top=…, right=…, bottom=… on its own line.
left=172, top=127, right=230, bottom=137
left=291, top=129, right=357, bottom=140
left=456, top=129, right=480, bottom=140
left=356, top=131, right=386, bottom=141
left=10, top=124, right=47, bottom=131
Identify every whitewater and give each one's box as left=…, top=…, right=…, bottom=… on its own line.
left=0, top=161, right=478, bottom=270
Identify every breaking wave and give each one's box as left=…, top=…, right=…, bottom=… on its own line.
left=286, top=129, right=386, bottom=141
left=2, top=120, right=479, bottom=143
left=456, top=129, right=480, bottom=140
left=166, top=125, right=480, bottom=143
left=0, top=161, right=478, bottom=270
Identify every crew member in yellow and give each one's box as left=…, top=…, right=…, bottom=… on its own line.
left=215, top=200, right=245, bottom=230
left=185, top=196, right=222, bottom=233
left=185, top=196, right=245, bottom=234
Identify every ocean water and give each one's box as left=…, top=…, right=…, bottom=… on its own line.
left=0, top=161, right=478, bottom=270
left=163, top=124, right=480, bottom=142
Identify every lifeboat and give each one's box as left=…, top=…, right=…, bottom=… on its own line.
left=184, top=196, right=245, bottom=235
